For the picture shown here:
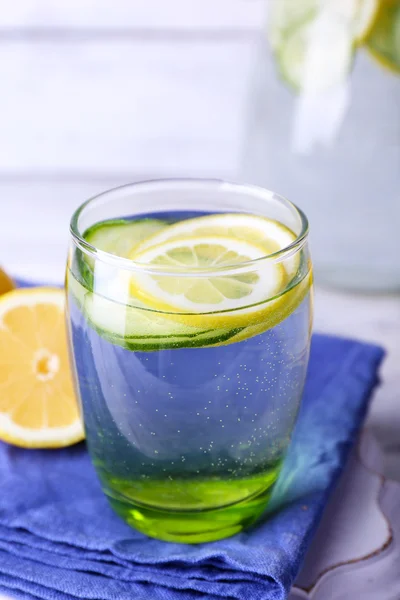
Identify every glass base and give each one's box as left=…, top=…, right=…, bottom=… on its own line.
left=108, top=484, right=274, bottom=543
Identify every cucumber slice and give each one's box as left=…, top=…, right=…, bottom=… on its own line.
left=69, top=273, right=243, bottom=351
left=100, top=325, right=242, bottom=352
left=84, top=292, right=207, bottom=339
left=66, top=268, right=89, bottom=310
left=82, top=291, right=242, bottom=351
left=84, top=218, right=167, bottom=258
left=77, top=218, right=167, bottom=290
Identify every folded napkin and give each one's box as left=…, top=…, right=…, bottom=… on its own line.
left=0, top=293, right=384, bottom=600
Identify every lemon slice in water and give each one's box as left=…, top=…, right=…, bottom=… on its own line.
left=130, top=235, right=287, bottom=328
left=135, top=213, right=300, bottom=279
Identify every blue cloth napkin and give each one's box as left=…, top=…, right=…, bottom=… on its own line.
left=0, top=285, right=384, bottom=600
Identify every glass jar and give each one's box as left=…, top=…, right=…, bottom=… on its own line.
left=241, top=0, right=400, bottom=292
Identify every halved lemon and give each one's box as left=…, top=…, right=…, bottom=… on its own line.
left=0, top=288, right=84, bottom=448
left=135, top=212, right=300, bottom=279
left=129, top=234, right=289, bottom=329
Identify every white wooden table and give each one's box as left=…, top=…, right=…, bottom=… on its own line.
left=0, top=2, right=399, bottom=598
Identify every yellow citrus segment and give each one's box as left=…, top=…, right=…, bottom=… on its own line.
left=129, top=234, right=290, bottom=329
left=0, top=288, right=84, bottom=448
left=134, top=213, right=300, bottom=279
left=131, top=236, right=283, bottom=307
left=135, top=213, right=293, bottom=252
left=216, top=268, right=313, bottom=345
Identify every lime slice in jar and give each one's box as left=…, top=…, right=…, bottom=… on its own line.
left=366, top=0, right=400, bottom=74
left=268, top=0, right=380, bottom=91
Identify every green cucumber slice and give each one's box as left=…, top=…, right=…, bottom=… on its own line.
left=76, top=218, right=167, bottom=290
left=83, top=292, right=242, bottom=351
left=84, top=292, right=207, bottom=339
left=84, top=218, right=167, bottom=258
left=66, top=268, right=89, bottom=309
left=100, top=325, right=242, bottom=352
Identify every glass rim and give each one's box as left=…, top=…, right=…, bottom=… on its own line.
left=69, top=178, right=309, bottom=277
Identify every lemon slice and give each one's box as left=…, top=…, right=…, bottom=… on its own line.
left=268, top=0, right=379, bottom=91
left=217, top=269, right=313, bottom=346
left=135, top=213, right=300, bottom=279
left=366, top=0, right=400, bottom=74
left=130, top=235, right=286, bottom=328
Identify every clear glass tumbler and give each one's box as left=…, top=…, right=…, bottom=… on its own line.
left=66, top=179, right=313, bottom=543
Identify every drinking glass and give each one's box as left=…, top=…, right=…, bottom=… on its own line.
left=66, top=179, right=313, bottom=543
